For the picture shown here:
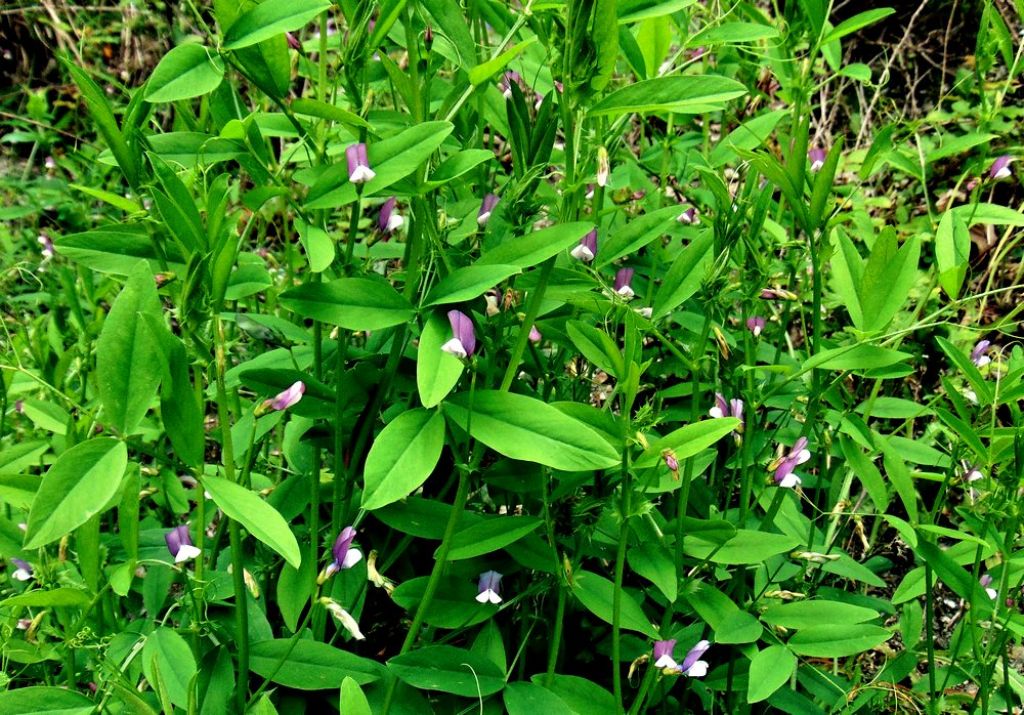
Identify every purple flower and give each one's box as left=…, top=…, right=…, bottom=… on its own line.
left=478, top=193, right=499, bottom=226
left=980, top=574, right=998, bottom=600
left=441, top=310, right=476, bottom=359
left=286, top=32, right=301, bottom=50
left=970, top=340, right=992, bottom=368
left=746, top=316, right=766, bottom=337
left=760, top=287, right=797, bottom=301
left=614, top=267, right=635, bottom=299
left=476, top=570, right=502, bottom=604
left=571, top=229, right=598, bottom=262
left=499, top=71, right=521, bottom=99
left=10, top=558, right=33, bottom=582
left=264, top=381, right=305, bottom=411
left=324, top=526, right=362, bottom=579
left=663, top=451, right=679, bottom=473
left=773, top=437, right=811, bottom=488
left=676, top=207, right=698, bottom=224
left=962, top=460, right=984, bottom=483
left=989, top=155, right=1013, bottom=180
left=38, top=233, right=54, bottom=260
left=808, top=147, right=827, bottom=172
left=165, top=525, right=201, bottom=564
left=345, top=143, right=375, bottom=184
left=652, top=639, right=710, bottom=677
left=708, top=393, right=744, bottom=432
left=378, top=197, right=404, bottom=234
left=528, top=325, right=542, bottom=343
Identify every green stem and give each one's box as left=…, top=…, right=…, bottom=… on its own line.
left=499, top=257, right=555, bottom=391
left=611, top=472, right=631, bottom=711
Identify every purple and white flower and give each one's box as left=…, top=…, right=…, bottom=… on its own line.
left=571, top=229, right=598, bottom=262
left=980, top=574, right=998, bottom=600
left=476, top=570, right=502, bottom=604
left=676, top=207, right=698, bottom=224
left=264, top=381, right=305, bottom=411
left=528, top=325, right=542, bottom=343
left=441, top=310, right=476, bottom=359
left=38, top=233, right=54, bottom=260
left=614, top=267, right=635, bottom=299
left=324, top=526, right=363, bottom=580
left=345, top=143, right=375, bottom=184
left=746, top=316, right=766, bottom=337
left=10, top=558, right=33, bottom=582
left=708, top=393, right=744, bottom=432
left=808, top=147, right=827, bottom=172
left=652, top=639, right=710, bottom=677
left=970, top=340, right=992, bottom=368
left=772, top=437, right=811, bottom=488
left=989, top=155, right=1013, bottom=180
left=478, top=193, right=499, bottom=226
left=165, top=525, right=201, bottom=564
left=378, top=197, right=404, bottom=234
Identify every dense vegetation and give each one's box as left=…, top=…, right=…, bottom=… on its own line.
left=1, top=0, right=1023, bottom=713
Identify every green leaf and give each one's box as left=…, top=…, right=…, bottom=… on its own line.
left=571, top=570, right=658, bottom=637
left=591, top=0, right=619, bottom=90
left=684, top=529, right=801, bottom=565
left=447, top=516, right=542, bottom=560
left=223, top=0, right=332, bottom=50
left=68, top=183, right=143, bottom=213
left=566, top=321, right=624, bottom=378
left=306, top=122, right=454, bottom=209
left=588, top=75, right=747, bottom=118
left=362, top=409, right=446, bottom=510
left=685, top=580, right=762, bottom=643
left=291, top=98, right=372, bottom=132
left=504, top=682, right=575, bottom=715
left=914, top=538, right=992, bottom=610
left=279, top=278, right=415, bottom=330
left=145, top=44, right=224, bottom=102
left=529, top=674, right=617, bottom=715
left=444, top=391, right=621, bottom=471
left=340, top=677, right=372, bottom=715
left=202, top=475, right=301, bottom=568
left=595, top=205, right=679, bottom=267
left=422, top=264, right=521, bottom=306
left=787, top=624, right=892, bottom=658
left=628, top=542, right=677, bottom=601
left=652, top=232, right=714, bottom=318
left=761, top=600, right=879, bottom=629
left=478, top=222, right=594, bottom=269
left=0, top=686, right=96, bottom=714
left=295, top=218, right=335, bottom=273
left=747, top=646, right=796, bottom=703
left=426, top=149, right=496, bottom=187
left=388, top=645, right=506, bottom=696
left=635, top=418, right=739, bottom=468
left=709, top=110, right=785, bottom=166
left=802, top=344, right=912, bottom=372
left=821, top=8, right=895, bottom=44
left=858, top=231, right=920, bottom=331
left=23, top=439, right=127, bottom=549
left=250, top=639, right=384, bottom=689
left=839, top=436, right=889, bottom=512
left=417, top=312, right=466, bottom=408
left=691, top=21, right=779, bottom=44
left=2, top=588, right=92, bottom=609
left=935, top=210, right=970, bottom=299
left=391, top=576, right=497, bottom=629
left=468, top=38, right=538, bottom=85
left=143, top=628, right=196, bottom=710
left=56, top=226, right=183, bottom=274
left=951, top=202, right=1024, bottom=227
left=96, top=261, right=164, bottom=434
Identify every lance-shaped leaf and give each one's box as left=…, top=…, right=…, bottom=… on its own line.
left=595, top=205, right=680, bottom=268
left=280, top=278, right=415, bottom=330
left=223, top=0, right=332, bottom=50
left=145, top=44, right=225, bottom=103
left=202, top=475, right=301, bottom=568
left=477, top=222, right=593, bottom=269
left=422, top=264, right=521, bottom=307
left=571, top=570, right=659, bottom=637
left=444, top=391, right=620, bottom=471
left=96, top=260, right=164, bottom=435
left=635, top=418, right=739, bottom=468
left=588, top=75, right=746, bottom=118
left=362, top=409, right=446, bottom=510
left=388, top=646, right=505, bottom=697
left=935, top=210, right=970, bottom=299
left=24, top=438, right=128, bottom=549
left=143, top=628, right=197, bottom=710
left=417, top=313, right=466, bottom=408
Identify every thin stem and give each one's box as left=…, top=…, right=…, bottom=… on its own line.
left=611, top=469, right=631, bottom=710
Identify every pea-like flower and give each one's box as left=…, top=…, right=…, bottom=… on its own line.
left=478, top=193, right=500, bottom=226
left=614, top=267, right=635, bottom=299
left=571, top=229, right=598, bottom=262
left=165, top=525, right=202, bottom=564
left=528, top=325, right=542, bottom=343
left=663, top=450, right=679, bottom=474
left=989, top=155, right=1013, bottom=180
left=746, top=316, right=766, bottom=337
left=709, top=393, right=744, bottom=432
left=760, top=287, right=798, bottom=301
left=10, top=558, right=34, bottom=582
left=38, top=233, right=54, bottom=260
left=970, top=340, right=992, bottom=368
left=264, top=381, right=305, bottom=411
left=652, top=639, right=710, bottom=677
left=378, top=197, right=404, bottom=234
left=476, top=570, right=502, bottom=604
left=345, top=143, right=375, bottom=184
left=980, top=574, right=998, bottom=600
left=320, top=597, right=365, bottom=640
left=676, top=207, right=698, bottom=224
left=441, top=310, right=476, bottom=359
left=772, top=437, right=811, bottom=488
left=808, top=147, right=827, bottom=172
left=323, top=526, right=363, bottom=581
